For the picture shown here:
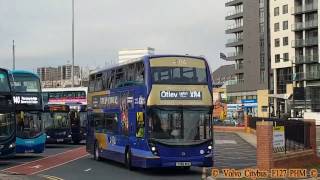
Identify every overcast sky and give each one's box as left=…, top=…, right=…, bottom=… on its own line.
left=0, top=0, right=229, bottom=72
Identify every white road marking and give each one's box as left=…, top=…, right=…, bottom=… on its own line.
left=31, top=165, right=42, bottom=169
left=84, top=168, right=92, bottom=172
left=215, top=140, right=237, bottom=144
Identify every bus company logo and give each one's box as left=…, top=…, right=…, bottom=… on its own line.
left=160, top=90, right=202, bottom=100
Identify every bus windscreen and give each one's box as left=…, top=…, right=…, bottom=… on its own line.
left=13, top=75, right=41, bottom=93
left=0, top=113, right=15, bottom=140
left=0, top=71, right=10, bottom=92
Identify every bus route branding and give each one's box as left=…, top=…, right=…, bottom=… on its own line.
left=13, top=96, right=39, bottom=104
left=160, top=90, right=202, bottom=100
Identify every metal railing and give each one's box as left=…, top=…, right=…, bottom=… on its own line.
left=306, top=71, right=320, bottom=80
left=227, top=38, right=243, bottom=44
left=293, top=3, right=318, bottom=14
left=249, top=117, right=311, bottom=153
left=227, top=51, right=243, bottom=58
left=227, top=24, right=243, bottom=31
left=235, top=63, right=243, bottom=70
left=294, top=54, right=319, bottom=64
left=292, top=38, right=318, bottom=47
left=226, top=10, right=243, bottom=17
left=292, top=20, right=318, bottom=31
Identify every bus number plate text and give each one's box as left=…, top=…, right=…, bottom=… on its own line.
left=176, top=162, right=191, bottom=167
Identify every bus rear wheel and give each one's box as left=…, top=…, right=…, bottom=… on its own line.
left=125, top=148, right=133, bottom=170
left=94, top=143, right=101, bottom=161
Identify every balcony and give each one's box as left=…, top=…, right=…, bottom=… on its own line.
left=226, top=10, right=243, bottom=20
left=226, top=24, right=243, bottom=34
left=226, top=52, right=243, bottom=61
left=226, top=38, right=243, bottom=47
left=293, top=3, right=318, bottom=14
left=235, top=63, right=244, bottom=70
left=292, top=20, right=318, bottom=31
left=292, top=38, right=318, bottom=48
left=294, top=54, right=319, bottom=64
left=225, top=0, right=243, bottom=7
left=293, top=71, right=320, bottom=81
left=306, top=71, right=320, bottom=80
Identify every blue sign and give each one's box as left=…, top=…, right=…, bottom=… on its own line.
left=241, top=99, right=257, bottom=104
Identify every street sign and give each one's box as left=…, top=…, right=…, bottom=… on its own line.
left=273, top=126, right=285, bottom=150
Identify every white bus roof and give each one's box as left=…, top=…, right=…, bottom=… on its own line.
left=42, top=87, right=88, bottom=93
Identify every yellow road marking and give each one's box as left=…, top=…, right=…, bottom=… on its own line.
left=39, top=174, right=64, bottom=180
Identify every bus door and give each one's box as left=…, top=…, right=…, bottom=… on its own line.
left=70, top=110, right=81, bottom=143
left=131, top=89, right=146, bottom=149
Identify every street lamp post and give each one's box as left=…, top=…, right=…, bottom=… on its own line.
left=12, top=40, right=15, bottom=70
left=71, top=0, right=75, bottom=87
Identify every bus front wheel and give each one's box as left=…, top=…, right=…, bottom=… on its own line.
left=125, top=148, right=133, bottom=170
left=94, top=142, right=101, bottom=161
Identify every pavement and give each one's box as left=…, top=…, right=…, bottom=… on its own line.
left=214, top=132, right=256, bottom=169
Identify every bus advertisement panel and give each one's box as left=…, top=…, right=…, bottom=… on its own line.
left=0, top=68, right=16, bottom=158
left=42, top=104, right=72, bottom=144
left=86, top=55, right=213, bottom=169
left=11, top=70, right=45, bottom=154
left=42, top=87, right=87, bottom=105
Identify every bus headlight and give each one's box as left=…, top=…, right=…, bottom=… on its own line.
left=151, top=146, right=156, bottom=152
left=148, top=142, right=158, bottom=155
left=9, top=143, right=15, bottom=149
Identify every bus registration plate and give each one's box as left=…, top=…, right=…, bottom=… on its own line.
left=176, top=162, right=191, bottom=167
left=57, top=139, right=64, bottom=143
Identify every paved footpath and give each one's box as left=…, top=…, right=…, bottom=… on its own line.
left=214, top=132, right=256, bottom=169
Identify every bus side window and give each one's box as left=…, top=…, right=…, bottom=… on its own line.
left=105, top=113, right=118, bottom=133
left=89, top=75, right=95, bottom=92
left=135, top=62, right=144, bottom=83
left=136, top=112, right=145, bottom=138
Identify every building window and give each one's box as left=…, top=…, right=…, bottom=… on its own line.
left=275, top=54, right=281, bottom=63
left=274, top=23, right=280, bottom=32
left=274, top=7, right=280, bottom=16
left=283, top=5, right=288, bottom=14
left=260, top=70, right=265, bottom=83
left=283, top=21, right=288, bottom=30
left=275, top=38, right=280, bottom=47
left=283, top=53, right=289, bottom=62
left=283, top=37, right=289, bottom=46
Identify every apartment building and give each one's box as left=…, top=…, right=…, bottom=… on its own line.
left=269, top=0, right=295, bottom=118
left=118, top=48, right=155, bottom=64
left=37, top=64, right=81, bottom=88
left=225, top=0, right=270, bottom=117
left=269, top=0, right=320, bottom=120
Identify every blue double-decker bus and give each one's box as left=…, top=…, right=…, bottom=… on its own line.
left=11, top=70, right=45, bottom=153
left=86, top=55, right=213, bottom=169
left=0, top=68, right=16, bottom=158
